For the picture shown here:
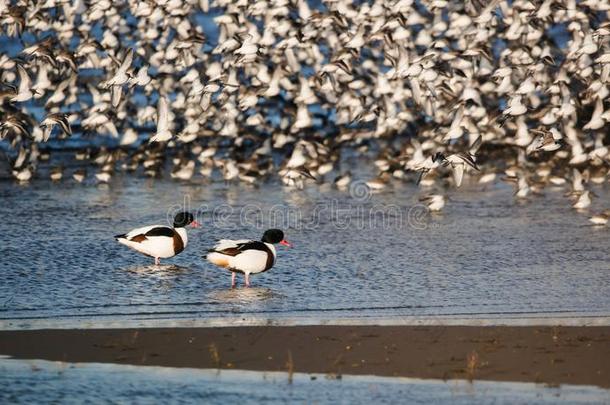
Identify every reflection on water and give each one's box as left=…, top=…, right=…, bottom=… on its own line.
left=125, top=265, right=191, bottom=278
left=1, top=176, right=610, bottom=326
left=0, top=358, right=608, bottom=404
left=209, top=287, right=279, bottom=303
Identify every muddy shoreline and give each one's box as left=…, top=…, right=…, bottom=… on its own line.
left=1, top=325, right=609, bottom=388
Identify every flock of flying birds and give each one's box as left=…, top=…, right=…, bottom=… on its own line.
left=0, top=0, right=609, bottom=225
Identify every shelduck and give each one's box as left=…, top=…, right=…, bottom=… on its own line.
left=207, top=229, right=291, bottom=288
left=115, top=212, right=199, bottom=265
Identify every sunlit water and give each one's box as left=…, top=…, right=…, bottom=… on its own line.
left=0, top=358, right=608, bottom=404
left=1, top=172, right=609, bottom=328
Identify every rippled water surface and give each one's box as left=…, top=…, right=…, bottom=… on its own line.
left=1, top=175, right=609, bottom=327
left=1, top=359, right=608, bottom=404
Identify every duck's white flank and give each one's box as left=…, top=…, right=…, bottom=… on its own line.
left=117, top=225, right=187, bottom=259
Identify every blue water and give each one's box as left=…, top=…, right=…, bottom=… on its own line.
left=1, top=358, right=608, bottom=404
left=1, top=174, right=609, bottom=329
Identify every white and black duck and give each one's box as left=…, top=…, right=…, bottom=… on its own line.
left=115, top=212, right=199, bottom=265
left=206, top=229, right=291, bottom=288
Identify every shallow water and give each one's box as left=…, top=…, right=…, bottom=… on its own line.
left=0, top=358, right=608, bottom=404
left=1, top=174, right=609, bottom=328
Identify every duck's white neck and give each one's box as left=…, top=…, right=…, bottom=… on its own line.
left=176, top=227, right=188, bottom=246
left=265, top=242, right=277, bottom=260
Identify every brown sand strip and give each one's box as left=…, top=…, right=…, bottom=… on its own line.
left=0, top=326, right=609, bottom=388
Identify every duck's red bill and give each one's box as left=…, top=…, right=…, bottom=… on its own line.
left=280, top=239, right=292, bottom=247
left=190, top=221, right=201, bottom=228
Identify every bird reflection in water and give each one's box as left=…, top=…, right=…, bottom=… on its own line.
left=208, top=287, right=277, bottom=305
left=125, top=264, right=190, bottom=279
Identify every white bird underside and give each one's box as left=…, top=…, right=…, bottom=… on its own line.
left=207, top=239, right=275, bottom=275
left=150, top=96, right=172, bottom=142
left=116, top=225, right=186, bottom=259
left=451, top=164, right=465, bottom=187
left=12, top=65, right=34, bottom=102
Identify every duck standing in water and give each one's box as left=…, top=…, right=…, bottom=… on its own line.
left=206, top=229, right=291, bottom=288
left=115, top=212, right=199, bottom=265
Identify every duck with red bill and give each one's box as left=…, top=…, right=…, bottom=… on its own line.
left=206, top=229, right=291, bottom=287
left=115, top=212, right=199, bottom=265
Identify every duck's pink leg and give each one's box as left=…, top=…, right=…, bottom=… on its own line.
left=245, top=273, right=251, bottom=287
left=154, top=257, right=160, bottom=265
left=231, top=272, right=236, bottom=288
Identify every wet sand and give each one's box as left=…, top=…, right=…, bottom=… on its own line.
left=1, top=325, right=608, bottom=388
